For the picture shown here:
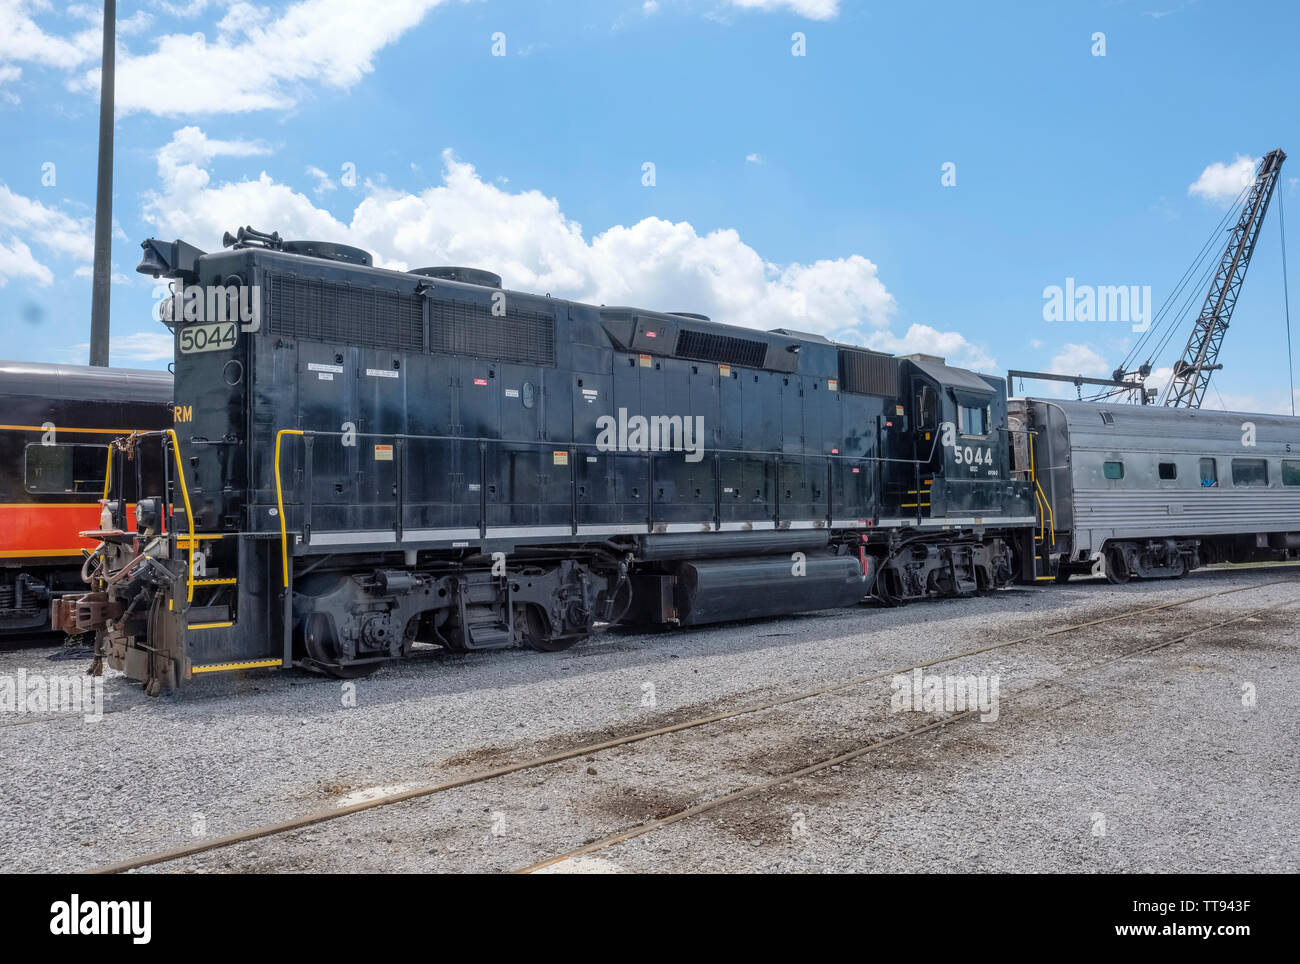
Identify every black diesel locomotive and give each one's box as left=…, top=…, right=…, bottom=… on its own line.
left=57, top=228, right=1037, bottom=692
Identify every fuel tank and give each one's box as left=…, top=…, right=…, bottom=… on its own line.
left=670, top=554, right=867, bottom=626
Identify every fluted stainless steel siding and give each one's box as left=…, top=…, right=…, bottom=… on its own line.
left=1021, top=397, right=1300, bottom=554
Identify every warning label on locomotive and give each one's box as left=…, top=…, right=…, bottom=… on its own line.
left=374, top=444, right=393, bottom=461
left=365, top=368, right=399, bottom=379
left=553, top=451, right=569, bottom=465
left=179, top=321, right=237, bottom=354
left=308, top=362, right=343, bottom=374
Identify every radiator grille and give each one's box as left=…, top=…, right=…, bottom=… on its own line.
left=674, top=329, right=768, bottom=368
left=427, top=299, right=556, bottom=367
left=838, top=348, right=900, bottom=396
left=266, top=274, right=423, bottom=351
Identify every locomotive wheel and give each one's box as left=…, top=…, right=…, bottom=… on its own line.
left=1169, top=553, right=1188, bottom=579
left=1053, top=565, right=1071, bottom=583
left=303, top=613, right=382, bottom=679
left=518, top=605, right=579, bottom=652
left=873, top=567, right=904, bottom=607
left=1104, top=548, right=1130, bottom=585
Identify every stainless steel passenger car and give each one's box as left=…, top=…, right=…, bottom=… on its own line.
left=1011, top=398, right=1300, bottom=582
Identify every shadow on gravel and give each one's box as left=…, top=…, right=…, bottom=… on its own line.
left=19, top=564, right=1298, bottom=722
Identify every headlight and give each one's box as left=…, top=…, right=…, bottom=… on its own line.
left=135, top=498, right=161, bottom=531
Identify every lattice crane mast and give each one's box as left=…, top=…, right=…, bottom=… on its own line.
left=1163, top=148, right=1286, bottom=407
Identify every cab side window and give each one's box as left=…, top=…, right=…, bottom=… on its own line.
left=916, top=384, right=937, bottom=430
left=958, top=404, right=989, bottom=437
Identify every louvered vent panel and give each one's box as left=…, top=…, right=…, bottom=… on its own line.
left=673, top=329, right=768, bottom=368
left=838, top=348, right=901, bottom=396
left=266, top=274, right=423, bottom=351
left=427, top=299, right=555, bottom=367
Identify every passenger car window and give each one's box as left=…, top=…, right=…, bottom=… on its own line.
left=958, top=404, right=989, bottom=436
left=1158, top=462, right=1177, bottom=480
left=1103, top=460, right=1124, bottom=480
left=25, top=443, right=107, bottom=495
left=1282, top=460, right=1300, bottom=486
left=1231, top=458, right=1268, bottom=487
left=1199, top=458, right=1218, bottom=487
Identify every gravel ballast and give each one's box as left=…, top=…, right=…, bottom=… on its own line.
left=1, top=565, right=1295, bottom=873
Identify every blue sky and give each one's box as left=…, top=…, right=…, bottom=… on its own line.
left=1, top=0, right=1297, bottom=412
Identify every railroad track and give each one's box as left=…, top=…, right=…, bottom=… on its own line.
left=84, top=575, right=1298, bottom=874
left=519, top=592, right=1299, bottom=872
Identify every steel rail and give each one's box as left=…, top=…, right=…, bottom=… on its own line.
left=519, top=595, right=1299, bottom=872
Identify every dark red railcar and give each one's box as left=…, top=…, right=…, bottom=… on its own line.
left=0, top=361, right=172, bottom=636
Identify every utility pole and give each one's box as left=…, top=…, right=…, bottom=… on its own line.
left=88, top=0, right=115, bottom=367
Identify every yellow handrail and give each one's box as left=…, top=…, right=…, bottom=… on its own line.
left=1027, top=430, right=1055, bottom=544
left=166, top=429, right=197, bottom=603
left=274, top=429, right=304, bottom=589
left=101, top=444, right=113, bottom=501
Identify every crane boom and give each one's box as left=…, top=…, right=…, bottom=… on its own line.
left=1164, top=148, right=1286, bottom=408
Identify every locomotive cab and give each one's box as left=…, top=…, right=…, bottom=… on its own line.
left=893, top=355, right=1030, bottom=524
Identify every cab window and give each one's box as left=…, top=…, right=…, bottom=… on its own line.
left=958, top=404, right=989, bottom=436
left=916, top=384, right=938, bottom=430
left=1103, top=460, right=1124, bottom=480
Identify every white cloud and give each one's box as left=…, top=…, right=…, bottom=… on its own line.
left=67, top=3, right=155, bottom=34
left=306, top=165, right=337, bottom=195
left=1, top=0, right=450, bottom=117
left=1188, top=154, right=1257, bottom=206
left=0, top=183, right=96, bottom=284
left=142, top=130, right=995, bottom=371
left=0, top=63, right=19, bottom=104
left=155, top=126, right=270, bottom=185
left=864, top=324, right=996, bottom=372
left=63, top=331, right=175, bottom=364
left=72, top=264, right=133, bottom=285
left=745, top=153, right=763, bottom=165
left=152, top=0, right=218, bottom=16
left=144, top=127, right=345, bottom=245
left=7, top=0, right=836, bottom=118
left=0, top=1, right=102, bottom=69
left=0, top=186, right=95, bottom=260
left=77, top=0, right=451, bottom=116
left=725, top=0, right=840, bottom=19
left=0, top=238, right=53, bottom=286
left=1049, top=343, right=1110, bottom=377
